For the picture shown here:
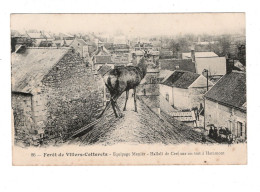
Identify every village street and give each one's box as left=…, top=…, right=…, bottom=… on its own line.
left=71, top=91, right=210, bottom=145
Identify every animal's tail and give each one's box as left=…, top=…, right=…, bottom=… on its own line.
left=106, top=76, right=113, bottom=91
left=105, top=76, right=120, bottom=95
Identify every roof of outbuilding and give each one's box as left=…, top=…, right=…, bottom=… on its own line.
left=159, top=70, right=174, bottom=82
left=95, top=55, right=113, bottom=64
left=182, top=52, right=218, bottom=59
left=27, top=32, right=44, bottom=39
left=160, top=59, right=196, bottom=73
left=11, top=47, right=70, bottom=94
left=76, top=38, right=88, bottom=46
left=204, top=71, right=246, bottom=110
left=162, top=70, right=200, bottom=89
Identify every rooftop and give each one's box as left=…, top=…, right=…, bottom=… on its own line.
left=162, top=70, right=200, bottom=89
left=182, top=51, right=218, bottom=59
left=11, top=47, right=70, bottom=94
left=27, top=32, right=45, bottom=39
left=76, top=38, right=88, bottom=46
left=95, top=55, right=113, bottom=64
left=71, top=93, right=207, bottom=145
left=160, top=59, right=196, bottom=73
left=205, top=71, right=246, bottom=110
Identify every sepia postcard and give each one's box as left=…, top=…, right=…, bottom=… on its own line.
left=11, top=13, right=247, bottom=165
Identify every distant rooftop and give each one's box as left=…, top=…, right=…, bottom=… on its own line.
left=162, top=70, right=200, bottom=89
left=160, top=59, right=195, bottom=73
left=205, top=71, right=246, bottom=111
left=182, top=52, right=218, bottom=59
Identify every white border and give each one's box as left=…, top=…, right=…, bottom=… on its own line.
left=1, top=0, right=260, bottom=192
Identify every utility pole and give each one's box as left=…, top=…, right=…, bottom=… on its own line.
left=206, top=69, right=209, bottom=91
left=202, top=69, right=209, bottom=130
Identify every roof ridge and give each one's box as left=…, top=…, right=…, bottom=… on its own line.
left=27, top=47, right=71, bottom=49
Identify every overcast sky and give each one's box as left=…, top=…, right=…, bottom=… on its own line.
left=11, top=13, right=245, bottom=37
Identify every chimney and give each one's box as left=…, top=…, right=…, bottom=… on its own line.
left=226, top=55, right=234, bottom=74
left=191, top=45, right=195, bottom=62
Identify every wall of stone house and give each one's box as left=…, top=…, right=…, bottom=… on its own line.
left=11, top=93, right=34, bottom=137
left=159, top=84, right=174, bottom=106
left=188, top=87, right=208, bottom=109
left=172, top=87, right=190, bottom=110
left=205, top=99, right=247, bottom=140
left=39, top=51, right=104, bottom=138
left=137, top=84, right=160, bottom=96
left=70, top=39, right=89, bottom=58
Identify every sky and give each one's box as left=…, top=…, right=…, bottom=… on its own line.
left=11, top=13, right=245, bottom=37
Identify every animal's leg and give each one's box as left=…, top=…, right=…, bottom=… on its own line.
left=123, top=90, right=129, bottom=111
left=133, top=87, right=138, bottom=112
left=114, top=102, right=123, bottom=118
left=111, top=99, right=118, bottom=118
left=113, top=99, right=123, bottom=118
left=98, top=100, right=111, bottom=119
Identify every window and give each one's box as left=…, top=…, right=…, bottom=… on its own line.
left=166, top=93, right=169, bottom=102
left=237, top=121, right=243, bottom=137
left=150, top=77, right=157, bottom=84
left=143, top=89, right=146, bottom=96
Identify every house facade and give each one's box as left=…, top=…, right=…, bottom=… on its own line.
left=69, top=38, right=90, bottom=59
left=160, top=70, right=213, bottom=110
left=204, top=71, right=246, bottom=142
left=11, top=47, right=104, bottom=145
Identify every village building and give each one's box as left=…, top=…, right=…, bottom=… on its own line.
left=159, top=48, right=174, bottom=59
left=160, top=70, right=214, bottom=110
left=11, top=47, right=104, bottom=145
left=183, top=49, right=226, bottom=76
left=204, top=71, right=246, bottom=142
left=181, top=51, right=218, bottom=59
left=26, top=31, right=54, bottom=46
left=69, top=38, right=90, bottom=59
left=134, top=42, right=160, bottom=52
left=195, top=57, right=227, bottom=76
left=59, top=32, right=75, bottom=40
left=91, top=45, right=114, bottom=71
left=132, top=50, right=159, bottom=65
left=159, top=59, right=195, bottom=73
left=52, top=38, right=89, bottom=59
left=234, top=60, right=246, bottom=72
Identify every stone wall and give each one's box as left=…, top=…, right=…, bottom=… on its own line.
left=188, top=87, right=207, bottom=109
left=205, top=98, right=247, bottom=140
left=11, top=93, right=34, bottom=143
left=39, top=50, right=104, bottom=140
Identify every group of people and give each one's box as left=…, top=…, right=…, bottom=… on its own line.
left=208, top=126, right=233, bottom=143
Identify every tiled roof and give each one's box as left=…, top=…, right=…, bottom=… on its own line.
left=162, top=70, right=200, bottom=89
left=160, top=59, right=196, bottom=73
left=95, top=55, right=113, bottom=64
left=159, top=70, right=174, bottom=82
left=27, top=32, right=44, bottom=39
left=182, top=52, right=218, bottom=59
left=12, top=47, right=69, bottom=94
left=92, top=46, right=111, bottom=57
left=205, top=71, right=246, bottom=110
